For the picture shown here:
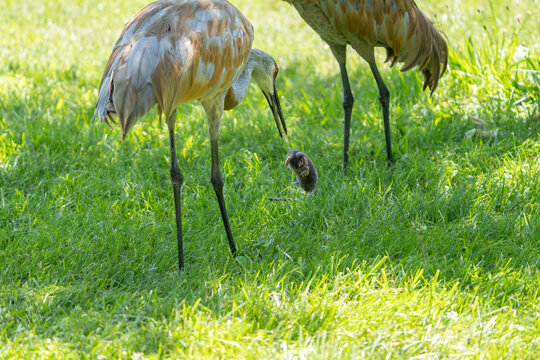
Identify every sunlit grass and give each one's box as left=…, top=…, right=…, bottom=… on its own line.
left=1, top=0, right=539, bottom=358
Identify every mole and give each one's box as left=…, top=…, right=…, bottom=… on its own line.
left=285, top=149, right=318, bottom=196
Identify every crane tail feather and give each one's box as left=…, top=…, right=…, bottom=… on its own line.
left=381, top=4, right=448, bottom=94
left=404, top=11, right=448, bottom=94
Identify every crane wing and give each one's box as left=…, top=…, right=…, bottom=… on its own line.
left=94, top=0, right=254, bottom=136
left=284, top=0, right=447, bottom=93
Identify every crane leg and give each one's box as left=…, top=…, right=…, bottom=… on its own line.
left=368, top=62, right=393, bottom=164
left=203, top=97, right=237, bottom=257
left=339, top=62, right=355, bottom=173
left=329, top=44, right=354, bottom=172
left=209, top=138, right=237, bottom=256
left=167, top=119, right=185, bottom=270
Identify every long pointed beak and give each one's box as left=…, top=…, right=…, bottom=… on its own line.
left=263, top=82, right=287, bottom=138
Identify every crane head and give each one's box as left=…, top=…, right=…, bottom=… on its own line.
left=251, top=49, right=287, bottom=138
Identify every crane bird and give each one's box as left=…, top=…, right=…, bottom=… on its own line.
left=283, top=0, right=448, bottom=168
left=94, top=0, right=287, bottom=269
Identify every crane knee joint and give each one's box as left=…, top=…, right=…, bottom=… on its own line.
left=378, top=88, right=390, bottom=105
left=343, top=94, right=354, bottom=108
left=210, top=174, right=224, bottom=190
left=170, top=165, right=184, bottom=185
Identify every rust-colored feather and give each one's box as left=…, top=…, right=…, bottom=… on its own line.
left=94, top=0, right=254, bottom=137
left=284, top=0, right=448, bottom=94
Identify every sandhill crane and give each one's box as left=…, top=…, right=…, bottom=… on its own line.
left=283, top=0, right=448, bottom=168
left=94, top=0, right=287, bottom=269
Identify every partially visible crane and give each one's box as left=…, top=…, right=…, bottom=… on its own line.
left=94, top=0, right=287, bottom=269
left=283, top=0, right=447, bottom=168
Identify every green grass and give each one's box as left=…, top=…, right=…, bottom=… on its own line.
left=1, top=0, right=539, bottom=358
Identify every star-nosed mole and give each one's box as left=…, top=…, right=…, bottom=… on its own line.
left=285, top=149, right=318, bottom=196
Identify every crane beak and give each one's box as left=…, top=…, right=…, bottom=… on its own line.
left=263, top=82, right=287, bottom=138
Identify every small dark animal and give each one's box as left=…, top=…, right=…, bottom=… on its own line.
left=285, top=149, right=318, bottom=196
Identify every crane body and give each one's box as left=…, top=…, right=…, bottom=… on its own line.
left=94, top=0, right=286, bottom=269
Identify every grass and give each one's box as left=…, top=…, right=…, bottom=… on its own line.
left=1, top=0, right=539, bottom=358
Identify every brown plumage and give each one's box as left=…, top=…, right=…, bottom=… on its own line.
left=283, top=0, right=448, bottom=166
left=94, top=0, right=287, bottom=269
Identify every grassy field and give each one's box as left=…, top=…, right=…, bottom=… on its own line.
left=1, top=0, right=539, bottom=358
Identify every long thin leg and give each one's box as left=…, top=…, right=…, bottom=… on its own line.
left=202, top=97, right=237, bottom=256
left=329, top=44, right=354, bottom=173
left=368, top=61, right=393, bottom=164
left=210, top=138, right=236, bottom=255
left=167, top=112, right=185, bottom=270
left=339, top=62, right=355, bottom=173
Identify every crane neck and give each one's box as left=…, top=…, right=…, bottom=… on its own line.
left=223, top=51, right=258, bottom=110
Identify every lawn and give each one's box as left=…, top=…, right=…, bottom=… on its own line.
left=1, top=0, right=539, bottom=358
